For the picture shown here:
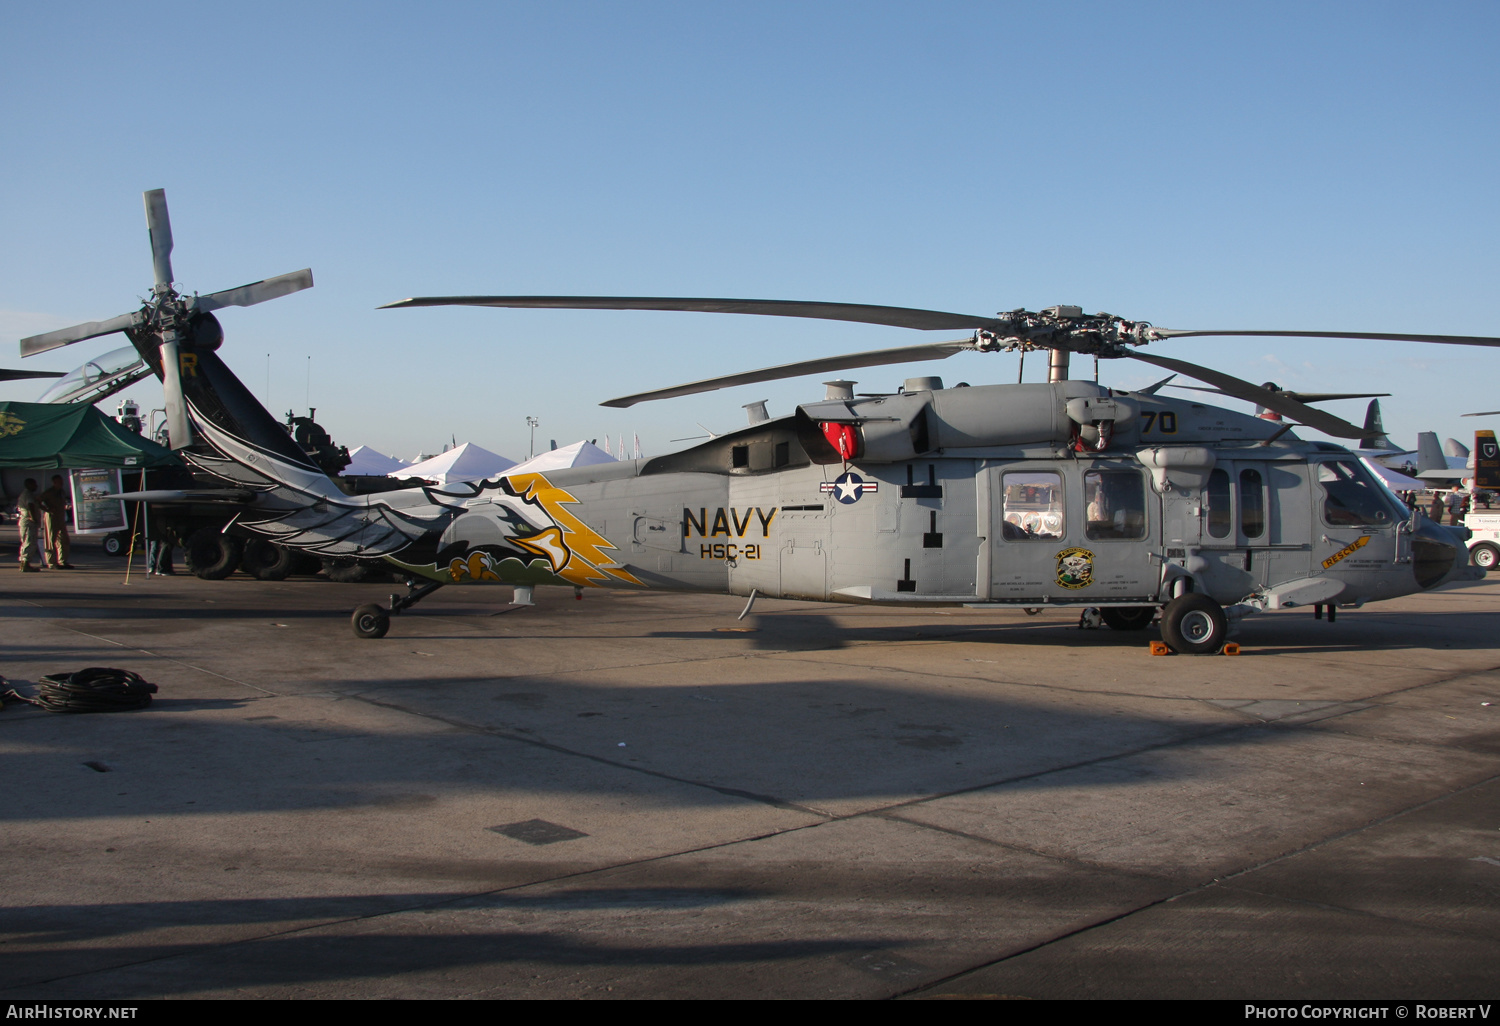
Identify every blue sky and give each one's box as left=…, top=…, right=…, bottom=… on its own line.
left=3, top=1, right=1498, bottom=459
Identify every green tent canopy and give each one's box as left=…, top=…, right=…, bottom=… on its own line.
left=0, top=402, right=180, bottom=469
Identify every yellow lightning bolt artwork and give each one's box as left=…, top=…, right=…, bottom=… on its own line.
left=506, top=472, right=643, bottom=587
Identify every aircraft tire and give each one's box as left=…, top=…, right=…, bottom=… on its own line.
left=1471, top=543, right=1499, bottom=570
left=184, top=528, right=244, bottom=581
left=241, top=539, right=294, bottom=581
left=1100, top=606, right=1156, bottom=631
left=352, top=603, right=390, bottom=639
left=323, top=557, right=372, bottom=583
left=1160, top=593, right=1227, bottom=654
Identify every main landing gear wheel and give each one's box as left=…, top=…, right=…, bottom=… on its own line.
left=352, top=603, right=390, bottom=639
left=1471, top=543, right=1499, bottom=570
left=184, top=528, right=243, bottom=580
left=241, top=538, right=294, bottom=581
left=1101, top=606, right=1156, bottom=631
left=1160, top=593, right=1228, bottom=654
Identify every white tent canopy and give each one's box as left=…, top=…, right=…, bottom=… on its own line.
left=345, top=445, right=409, bottom=476
left=394, top=442, right=516, bottom=485
left=504, top=440, right=617, bottom=477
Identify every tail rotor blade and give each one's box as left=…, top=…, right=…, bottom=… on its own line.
left=144, top=189, right=174, bottom=288
left=193, top=269, right=313, bottom=312
left=19, top=311, right=143, bottom=357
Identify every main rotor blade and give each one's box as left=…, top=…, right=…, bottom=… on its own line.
left=1169, top=384, right=1391, bottom=403
left=19, top=311, right=143, bottom=357
left=160, top=336, right=193, bottom=449
left=144, top=189, right=174, bottom=288
left=601, top=339, right=975, bottom=408
left=0, top=368, right=64, bottom=381
left=194, top=268, right=314, bottom=312
left=381, top=295, right=1004, bottom=332
left=1154, top=328, right=1500, bottom=348
left=1128, top=352, right=1366, bottom=439
left=1462, top=411, right=1500, bottom=417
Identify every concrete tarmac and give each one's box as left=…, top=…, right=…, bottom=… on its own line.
left=1, top=535, right=1497, bottom=999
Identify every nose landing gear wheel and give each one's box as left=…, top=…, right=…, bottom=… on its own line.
left=352, top=603, right=390, bottom=639
left=1160, top=593, right=1228, bottom=654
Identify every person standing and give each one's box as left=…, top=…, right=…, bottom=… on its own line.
left=15, top=478, right=41, bottom=572
left=147, top=521, right=176, bottom=576
left=1428, top=493, right=1444, bottom=521
left=40, top=474, right=74, bottom=569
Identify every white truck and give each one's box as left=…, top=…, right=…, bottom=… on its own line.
left=1464, top=511, right=1500, bottom=569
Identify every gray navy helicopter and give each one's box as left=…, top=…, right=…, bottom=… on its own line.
left=19, top=190, right=1493, bottom=651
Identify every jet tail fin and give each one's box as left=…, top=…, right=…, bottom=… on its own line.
left=1414, top=431, right=1465, bottom=481
left=1475, top=430, right=1500, bottom=490
left=1360, top=399, right=1393, bottom=451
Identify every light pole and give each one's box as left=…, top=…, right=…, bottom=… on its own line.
left=526, top=416, right=539, bottom=458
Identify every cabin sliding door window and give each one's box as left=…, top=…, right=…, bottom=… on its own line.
left=1239, top=468, right=1266, bottom=540
left=1001, top=471, right=1064, bottom=540
left=1084, top=470, right=1146, bottom=540
left=1206, top=469, right=1233, bottom=539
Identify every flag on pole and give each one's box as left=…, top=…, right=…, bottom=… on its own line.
left=633, top=433, right=641, bottom=459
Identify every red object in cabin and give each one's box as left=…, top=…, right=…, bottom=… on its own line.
left=820, top=422, right=859, bottom=461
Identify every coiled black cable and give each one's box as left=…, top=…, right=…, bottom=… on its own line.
left=5, top=668, right=159, bottom=713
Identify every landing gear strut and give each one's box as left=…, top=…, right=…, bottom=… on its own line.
left=351, top=579, right=445, bottom=639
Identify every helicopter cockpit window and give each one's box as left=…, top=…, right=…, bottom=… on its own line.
left=1084, top=470, right=1146, bottom=540
left=1002, top=471, right=1064, bottom=540
left=1206, top=469, right=1232, bottom=538
left=1318, top=460, right=1397, bottom=527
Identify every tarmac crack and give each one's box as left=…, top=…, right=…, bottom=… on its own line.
left=40, top=622, right=281, bottom=697
left=342, top=690, right=826, bottom=817
left=891, top=770, right=1500, bottom=1000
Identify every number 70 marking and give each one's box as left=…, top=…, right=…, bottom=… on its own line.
left=1140, top=411, right=1177, bottom=434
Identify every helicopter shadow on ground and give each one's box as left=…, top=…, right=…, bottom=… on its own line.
left=2, top=885, right=759, bottom=948
left=1226, top=609, right=1500, bottom=656
left=0, top=666, right=1278, bottom=825
left=0, top=920, right=884, bottom=998
left=626, top=605, right=1500, bottom=656
left=633, top=607, right=1127, bottom=652
left=0, top=858, right=1161, bottom=996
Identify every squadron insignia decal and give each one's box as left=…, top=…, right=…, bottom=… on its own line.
left=1055, top=546, right=1096, bottom=590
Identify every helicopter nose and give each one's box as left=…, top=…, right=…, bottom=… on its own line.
left=1411, top=516, right=1472, bottom=589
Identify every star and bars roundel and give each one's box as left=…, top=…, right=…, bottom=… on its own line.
left=821, top=471, right=879, bottom=504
